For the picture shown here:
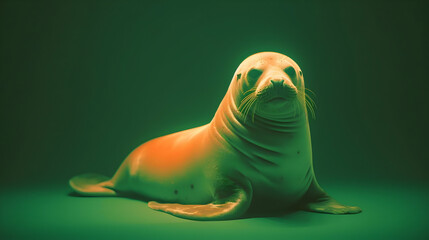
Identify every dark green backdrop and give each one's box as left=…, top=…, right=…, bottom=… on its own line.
left=2, top=0, right=427, bottom=186
left=1, top=0, right=428, bottom=239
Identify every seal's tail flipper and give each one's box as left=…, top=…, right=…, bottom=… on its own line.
left=69, top=173, right=117, bottom=197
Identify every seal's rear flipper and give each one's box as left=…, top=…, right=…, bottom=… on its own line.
left=69, top=173, right=116, bottom=197
left=148, top=180, right=252, bottom=221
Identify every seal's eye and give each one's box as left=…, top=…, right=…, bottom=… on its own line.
left=247, top=69, right=263, bottom=82
left=284, top=66, right=298, bottom=85
left=284, top=66, right=296, bottom=78
left=236, top=73, right=242, bottom=81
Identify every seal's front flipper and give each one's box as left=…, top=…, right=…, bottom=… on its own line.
left=69, top=173, right=116, bottom=197
left=301, top=177, right=361, bottom=214
left=304, top=198, right=361, bottom=214
left=148, top=180, right=252, bottom=221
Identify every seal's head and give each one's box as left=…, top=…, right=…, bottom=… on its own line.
left=231, top=52, right=307, bottom=121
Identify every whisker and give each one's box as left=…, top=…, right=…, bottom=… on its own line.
left=239, top=94, right=254, bottom=111
left=239, top=90, right=256, bottom=105
left=247, top=97, right=258, bottom=121
left=305, top=89, right=317, bottom=108
left=241, top=100, right=250, bottom=120
left=242, top=93, right=255, bottom=103
left=303, top=87, right=317, bottom=120
left=305, top=88, right=316, bottom=97
left=243, top=87, right=257, bottom=96
left=251, top=99, right=260, bottom=123
left=240, top=94, right=256, bottom=121
left=244, top=98, right=257, bottom=122
left=305, top=94, right=317, bottom=109
left=305, top=98, right=316, bottom=119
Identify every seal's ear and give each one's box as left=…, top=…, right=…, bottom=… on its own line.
left=236, top=73, right=242, bottom=81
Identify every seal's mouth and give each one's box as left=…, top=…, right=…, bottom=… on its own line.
left=256, top=80, right=298, bottom=102
left=266, top=96, right=287, bottom=103
left=258, top=87, right=297, bottom=104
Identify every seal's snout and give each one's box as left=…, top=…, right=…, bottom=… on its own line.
left=270, top=79, right=284, bottom=87
left=257, top=77, right=297, bottom=100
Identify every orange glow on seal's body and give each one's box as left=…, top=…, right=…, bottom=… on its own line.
left=127, top=125, right=212, bottom=178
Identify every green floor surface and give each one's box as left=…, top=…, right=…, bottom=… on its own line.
left=1, top=182, right=427, bottom=240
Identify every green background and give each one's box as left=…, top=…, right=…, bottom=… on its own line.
left=1, top=0, right=428, bottom=239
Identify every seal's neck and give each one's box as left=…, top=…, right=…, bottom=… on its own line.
left=210, top=91, right=309, bottom=152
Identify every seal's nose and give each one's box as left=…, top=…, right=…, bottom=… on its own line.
left=270, top=79, right=284, bottom=87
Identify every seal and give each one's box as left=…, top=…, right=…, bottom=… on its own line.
left=70, top=52, right=361, bottom=220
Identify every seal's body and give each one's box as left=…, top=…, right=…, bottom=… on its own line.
left=70, top=52, right=361, bottom=220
